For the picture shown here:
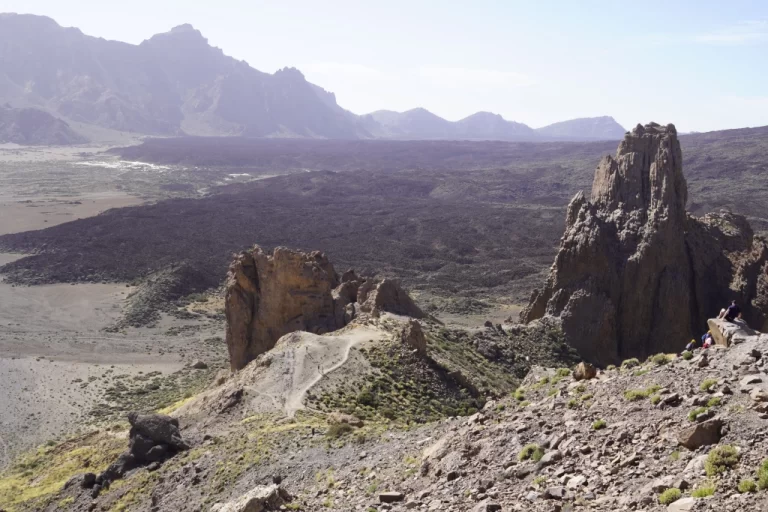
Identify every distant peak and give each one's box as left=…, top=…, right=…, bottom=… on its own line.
left=143, top=23, right=208, bottom=46
left=274, top=67, right=306, bottom=80
left=170, top=23, right=198, bottom=33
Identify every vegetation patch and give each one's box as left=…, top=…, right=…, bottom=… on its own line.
left=691, top=482, right=716, bottom=498
left=518, top=444, right=545, bottom=462
left=688, top=407, right=709, bottom=422
left=591, top=419, right=607, bottom=430
left=623, top=385, right=661, bottom=401
left=738, top=479, right=757, bottom=494
left=658, top=488, right=681, bottom=505
left=705, top=445, right=739, bottom=477
left=0, top=432, right=124, bottom=510
left=700, top=378, right=718, bottom=392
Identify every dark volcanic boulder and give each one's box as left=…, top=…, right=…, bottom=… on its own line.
left=127, top=412, right=188, bottom=451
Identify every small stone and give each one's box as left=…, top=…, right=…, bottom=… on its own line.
left=191, top=360, right=208, bottom=369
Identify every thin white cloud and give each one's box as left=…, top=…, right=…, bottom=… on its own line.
left=418, top=67, right=536, bottom=88
left=693, top=20, right=768, bottom=45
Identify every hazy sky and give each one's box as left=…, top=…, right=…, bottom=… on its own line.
left=4, top=1, right=768, bottom=131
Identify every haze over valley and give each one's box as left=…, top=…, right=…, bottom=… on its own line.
left=1, top=3, right=768, bottom=512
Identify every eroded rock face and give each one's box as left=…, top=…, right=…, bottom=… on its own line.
left=225, top=247, right=340, bottom=371
left=226, top=246, right=424, bottom=371
left=520, top=123, right=768, bottom=364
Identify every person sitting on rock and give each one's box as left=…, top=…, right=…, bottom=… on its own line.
left=718, top=300, right=742, bottom=322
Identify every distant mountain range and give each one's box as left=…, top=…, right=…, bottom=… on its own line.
left=0, top=13, right=627, bottom=143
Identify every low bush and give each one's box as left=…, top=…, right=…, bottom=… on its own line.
left=621, top=358, right=640, bottom=369
left=705, top=445, right=739, bottom=476
left=591, top=419, right=607, bottom=430
left=700, top=378, right=718, bottom=392
left=738, top=479, right=757, bottom=493
left=758, top=459, right=768, bottom=490
left=518, top=444, right=545, bottom=462
left=688, top=407, right=708, bottom=422
left=326, top=422, right=354, bottom=439
left=707, top=397, right=722, bottom=408
left=681, top=350, right=693, bottom=360
left=658, top=488, right=681, bottom=505
left=623, top=385, right=661, bottom=401
left=651, top=353, right=672, bottom=366
left=691, top=482, right=716, bottom=498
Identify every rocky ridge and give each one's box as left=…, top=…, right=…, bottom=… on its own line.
left=521, top=123, right=768, bottom=364
left=225, top=246, right=424, bottom=371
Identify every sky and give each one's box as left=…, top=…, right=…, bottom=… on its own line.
left=3, top=0, right=768, bottom=132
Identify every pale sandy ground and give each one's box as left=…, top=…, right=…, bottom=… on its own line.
left=0, top=257, right=225, bottom=469
left=0, top=191, right=145, bottom=235
left=436, top=304, right=522, bottom=330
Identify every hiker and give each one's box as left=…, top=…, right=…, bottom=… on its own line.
left=718, top=300, right=742, bottom=322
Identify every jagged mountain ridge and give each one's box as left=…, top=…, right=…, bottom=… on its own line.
left=0, top=13, right=626, bottom=141
left=0, top=14, right=368, bottom=138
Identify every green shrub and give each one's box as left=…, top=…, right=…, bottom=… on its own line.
left=326, top=422, right=354, bottom=439
left=758, top=460, right=768, bottom=490
left=633, top=369, right=650, bottom=377
left=621, top=358, right=640, bottom=369
left=566, top=398, right=579, bottom=409
left=581, top=393, right=593, bottom=401
left=705, top=445, right=739, bottom=476
left=682, top=350, right=693, bottom=360
left=623, top=385, right=661, bottom=401
left=700, top=378, right=718, bottom=392
left=691, top=482, right=716, bottom=498
left=518, top=444, right=544, bottom=462
left=606, top=364, right=617, bottom=371
left=574, top=384, right=587, bottom=393
left=591, top=419, right=607, bottom=430
left=532, top=475, right=547, bottom=487
left=669, top=451, right=680, bottom=461
left=519, top=400, right=530, bottom=407
left=688, top=407, right=708, bottom=422
left=555, top=368, right=571, bottom=377
left=738, top=479, right=757, bottom=493
left=513, top=388, right=525, bottom=401
left=651, top=353, right=672, bottom=366
left=547, top=388, right=558, bottom=397
left=658, top=488, right=681, bottom=505
left=650, top=394, right=661, bottom=405
left=707, top=397, right=722, bottom=408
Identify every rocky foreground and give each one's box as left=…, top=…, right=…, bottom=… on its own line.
left=17, top=320, right=768, bottom=512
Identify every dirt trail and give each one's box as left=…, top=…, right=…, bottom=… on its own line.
left=227, top=325, right=386, bottom=417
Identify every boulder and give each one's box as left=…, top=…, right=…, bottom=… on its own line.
left=401, top=319, right=427, bottom=355
left=667, top=497, right=696, bottom=512
left=519, top=123, right=768, bottom=363
left=379, top=491, right=405, bottom=503
left=217, top=484, right=291, bottom=512
left=707, top=318, right=759, bottom=347
left=677, top=418, right=723, bottom=450
left=358, top=278, right=425, bottom=319
left=127, top=412, right=188, bottom=451
left=573, top=362, right=597, bottom=381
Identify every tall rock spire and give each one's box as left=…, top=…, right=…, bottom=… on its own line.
left=521, top=123, right=694, bottom=364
